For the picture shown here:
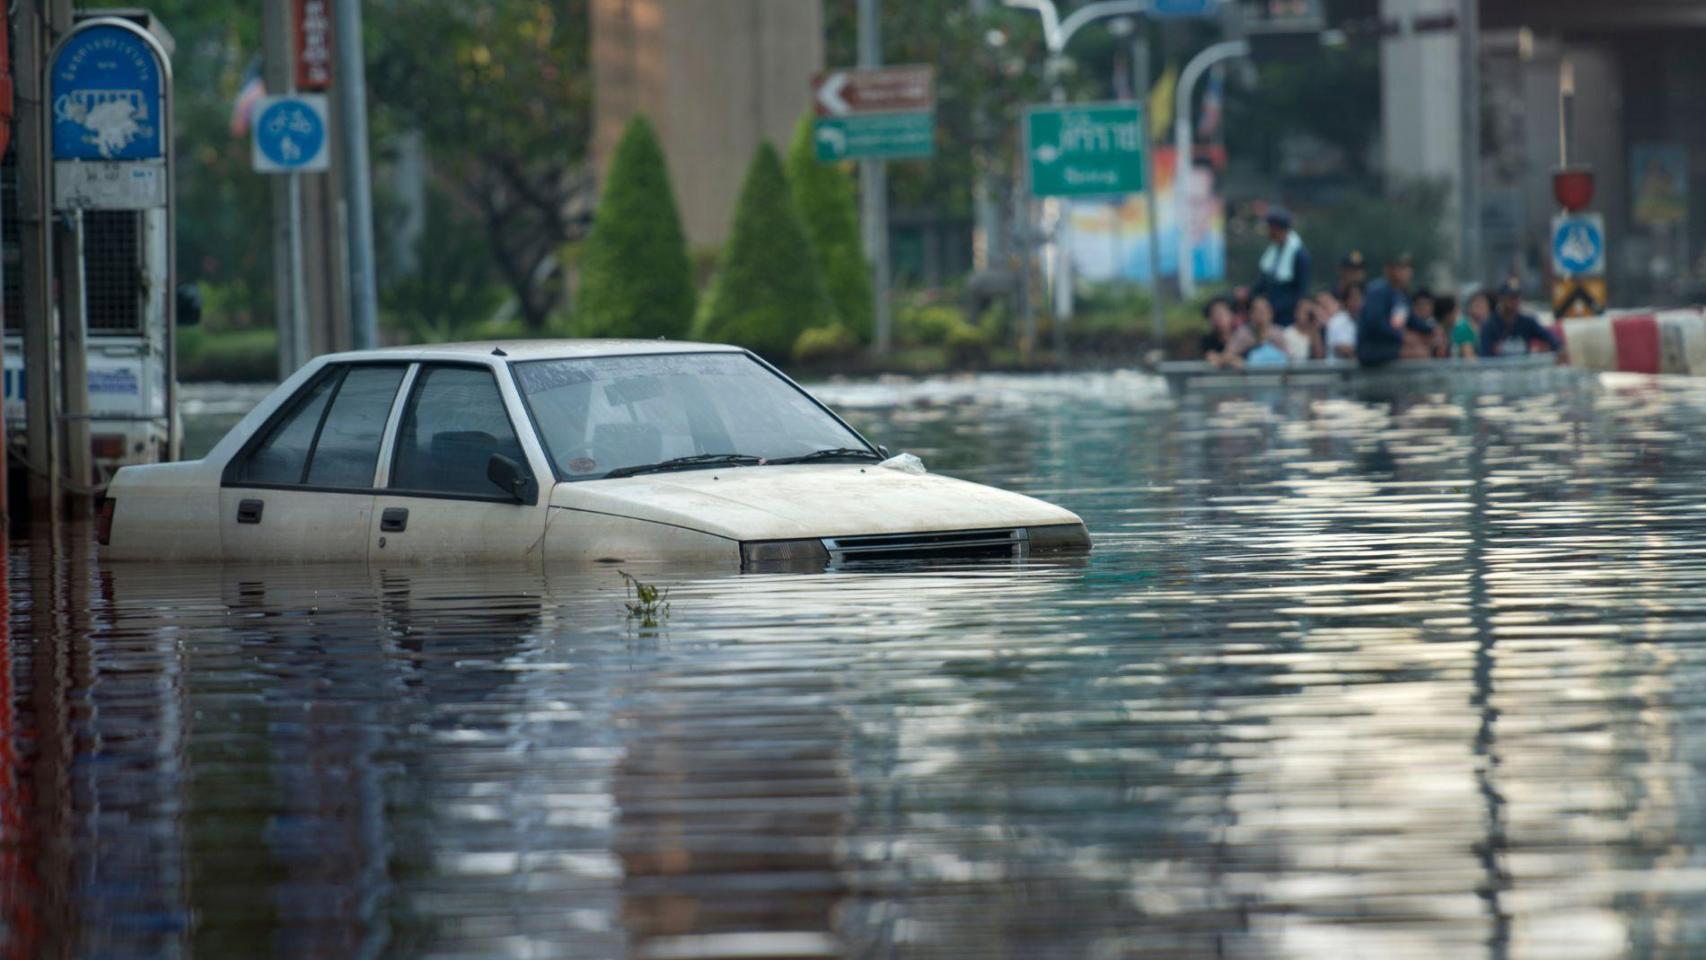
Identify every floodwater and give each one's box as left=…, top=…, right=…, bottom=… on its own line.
left=9, top=366, right=1706, bottom=958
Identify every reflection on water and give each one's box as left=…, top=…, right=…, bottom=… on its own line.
left=11, top=368, right=1706, bottom=957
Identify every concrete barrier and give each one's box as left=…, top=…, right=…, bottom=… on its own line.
left=1562, top=316, right=1618, bottom=371
left=1656, top=310, right=1706, bottom=376
left=1611, top=313, right=1662, bottom=374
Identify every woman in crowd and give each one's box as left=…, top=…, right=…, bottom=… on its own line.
left=1453, top=290, right=1492, bottom=358
left=1244, top=295, right=1290, bottom=367
left=1200, top=297, right=1244, bottom=369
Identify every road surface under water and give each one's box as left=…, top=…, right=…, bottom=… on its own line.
left=8, top=366, right=1706, bottom=959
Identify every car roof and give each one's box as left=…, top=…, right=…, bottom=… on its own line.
left=315, top=339, right=747, bottom=365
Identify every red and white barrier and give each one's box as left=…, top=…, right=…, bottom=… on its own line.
left=1563, top=308, right=1706, bottom=375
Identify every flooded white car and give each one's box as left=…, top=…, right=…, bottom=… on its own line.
left=101, top=341, right=1089, bottom=570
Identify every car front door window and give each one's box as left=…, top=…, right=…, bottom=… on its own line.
left=391, top=365, right=529, bottom=499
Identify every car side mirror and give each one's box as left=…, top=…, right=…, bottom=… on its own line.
left=487, top=453, right=537, bottom=504
left=176, top=283, right=202, bottom=327
left=877, top=444, right=890, bottom=458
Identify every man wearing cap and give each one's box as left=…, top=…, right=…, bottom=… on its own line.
left=1337, top=250, right=1367, bottom=299
left=1356, top=253, right=1432, bottom=366
left=1252, top=208, right=1311, bottom=327
left=1481, top=278, right=1563, bottom=357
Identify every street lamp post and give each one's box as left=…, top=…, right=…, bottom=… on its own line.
left=1005, top=0, right=1167, bottom=353
left=1173, top=39, right=1247, bottom=300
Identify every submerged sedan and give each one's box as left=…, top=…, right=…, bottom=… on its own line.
left=102, top=341, right=1089, bottom=570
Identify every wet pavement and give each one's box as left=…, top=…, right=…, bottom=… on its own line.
left=9, top=366, right=1706, bottom=958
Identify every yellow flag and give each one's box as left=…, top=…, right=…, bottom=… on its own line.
left=1148, top=66, right=1177, bottom=140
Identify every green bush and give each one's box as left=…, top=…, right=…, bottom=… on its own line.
left=895, top=301, right=969, bottom=347
left=694, top=143, right=835, bottom=359
left=792, top=323, right=860, bottom=365
left=177, top=327, right=279, bottom=383
left=382, top=185, right=507, bottom=343
left=574, top=115, right=696, bottom=339
left=785, top=114, right=873, bottom=342
left=943, top=318, right=991, bottom=367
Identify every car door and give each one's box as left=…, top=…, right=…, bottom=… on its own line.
left=220, top=362, right=408, bottom=562
left=369, top=362, right=553, bottom=564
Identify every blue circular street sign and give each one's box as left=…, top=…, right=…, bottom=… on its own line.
left=255, top=98, right=327, bottom=171
left=1553, top=217, right=1604, bottom=275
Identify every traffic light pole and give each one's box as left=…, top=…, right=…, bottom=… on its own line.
left=858, top=0, right=893, bottom=353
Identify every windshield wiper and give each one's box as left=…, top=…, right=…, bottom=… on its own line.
left=603, top=453, right=764, bottom=479
left=768, top=447, right=884, bottom=465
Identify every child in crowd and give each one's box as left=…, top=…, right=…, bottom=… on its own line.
left=1430, top=294, right=1458, bottom=358
left=1402, top=289, right=1437, bottom=359
left=1319, top=287, right=1358, bottom=362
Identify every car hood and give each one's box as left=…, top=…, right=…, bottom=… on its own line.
left=550, top=463, right=1081, bottom=541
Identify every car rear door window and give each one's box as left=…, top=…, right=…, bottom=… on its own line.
left=231, top=364, right=406, bottom=488
left=304, top=365, right=408, bottom=487
left=391, top=365, right=528, bottom=498
left=233, top=371, right=339, bottom=484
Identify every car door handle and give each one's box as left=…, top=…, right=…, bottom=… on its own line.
left=236, top=498, right=264, bottom=524
left=380, top=507, right=409, bottom=533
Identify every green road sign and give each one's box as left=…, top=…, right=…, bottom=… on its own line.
left=813, top=113, right=934, bottom=162
left=1025, top=103, right=1146, bottom=198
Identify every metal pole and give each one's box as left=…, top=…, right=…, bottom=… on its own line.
left=334, top=0, right=380, bottom=350
left=263, top=0, right=303, bottom=377
left=57, top=211, right=89, bottom=507
left=1133, top=32, right=1165, bottom=348
left=858, top=0, right=892, bottom=354
left=1047, top=61, right=1070, bottom=358
left=1458, top=0, right=1480, bottom=286
left=18, top=0, right=60, bottom=519
left=1175, top=40, right=1248, bottom=301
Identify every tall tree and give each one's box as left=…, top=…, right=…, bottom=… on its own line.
left=575, top=116, right=695, bottom=339
left=368, top=1, right=593, bottom=330
left=785, top=114, right=872, bottom=342
left=694, top=144, right=835, bottom=359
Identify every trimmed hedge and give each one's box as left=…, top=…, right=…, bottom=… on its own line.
left=574, top=115, right=696, bottom=339
left=693, top=143, right=834, bottom=359
left=785, top=114, right=873, bottom=342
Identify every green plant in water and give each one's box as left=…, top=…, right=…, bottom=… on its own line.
left=620, top=570, right=670, bottom=626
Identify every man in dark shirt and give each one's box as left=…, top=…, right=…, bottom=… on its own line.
left=1481, top=278, right=1563, bottom=357
left=1252, top=209, right=1311, bottom=327
left=1356, top=253, right=1431, bottom=367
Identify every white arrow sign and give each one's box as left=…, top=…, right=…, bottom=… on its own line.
left=816, top=72, right=850, bottom=116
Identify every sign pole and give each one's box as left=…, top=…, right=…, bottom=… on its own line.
left=56, top=210, right=90, bottom=505
left=333, top=0, right=380, bottom=351
left=263, top=0, right=304, bottom=378
left=1133, top=31, right=1165, bottom=349
left=856, top=0, right=892, bottom=354
left=18, top=0, right=60, bottom=519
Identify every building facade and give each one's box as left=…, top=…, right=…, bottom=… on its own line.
left=591, top=0, right=824, bottom=248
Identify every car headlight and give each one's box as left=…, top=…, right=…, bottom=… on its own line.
left=741, top=538, right=831, bottom=571
left=1026, top=523, right=1091, bottom=554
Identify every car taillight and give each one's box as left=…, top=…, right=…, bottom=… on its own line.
left=96, top=498, right=116, bottom=546
left=91, top=433, right=125, bottom=460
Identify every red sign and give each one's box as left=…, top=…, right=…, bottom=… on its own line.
left=813, top=65, right=934, bottom=117
left=295, top=0, right=333, bottom=91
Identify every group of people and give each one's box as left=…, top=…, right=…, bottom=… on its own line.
left=1200, top=209, right=1565, bottom=370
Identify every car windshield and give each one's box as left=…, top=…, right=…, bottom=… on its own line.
left=511, top=352, right=872, bottom=481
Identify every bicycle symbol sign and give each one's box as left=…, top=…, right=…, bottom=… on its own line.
left=252, top=95, right=329, bottom=173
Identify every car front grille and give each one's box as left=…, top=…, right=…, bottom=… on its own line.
left=821, top=527, right=1027, bottom=564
